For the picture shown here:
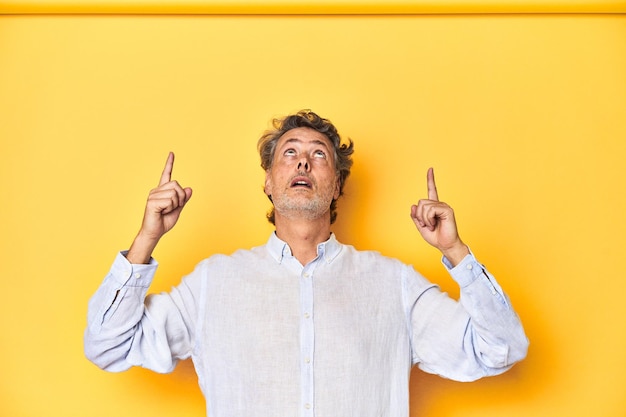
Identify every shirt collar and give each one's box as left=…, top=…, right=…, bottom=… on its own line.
left=267, top=231, right=342, bottom=265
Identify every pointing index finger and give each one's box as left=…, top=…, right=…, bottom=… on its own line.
left=159, top=152, right=174, bottom=186
left=427, top=167, right=439, bottom=201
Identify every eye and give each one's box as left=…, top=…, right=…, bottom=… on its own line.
left=284, top=149, right=297, bottom=156
left=313, top=150, right=327, bottom=159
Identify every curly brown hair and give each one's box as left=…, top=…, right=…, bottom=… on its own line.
left=257, top=110, right=354, bottom=224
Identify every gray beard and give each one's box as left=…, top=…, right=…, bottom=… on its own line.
left=271, top=193, right=332, bottom=221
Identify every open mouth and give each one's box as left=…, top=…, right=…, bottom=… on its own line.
left=290, top=176, right=313, bottom=188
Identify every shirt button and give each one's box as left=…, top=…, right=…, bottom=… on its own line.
left=304, top=357, right=311, bottom=363
left=304, top=312, right=310, bottom=319
left=466, top=264, right=473, bottom=270
left=305, top=403, right=311, bottom=409
left=303, top=272, right=310, bottom=278
left=134, top=273, right=141, bottom=279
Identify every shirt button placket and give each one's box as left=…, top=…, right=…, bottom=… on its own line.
left=300, top=266, right=315, bottom=416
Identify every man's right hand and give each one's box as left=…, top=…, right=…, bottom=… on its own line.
left=126, top=152, right=193, bottom=264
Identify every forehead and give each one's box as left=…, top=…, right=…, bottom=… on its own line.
left=275, top=127, right=334, bottom=150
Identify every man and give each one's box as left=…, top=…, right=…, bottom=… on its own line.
left=84, top=110, right=528, bottom=417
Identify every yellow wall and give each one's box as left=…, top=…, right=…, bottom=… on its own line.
left=1, top=7, right=625, bottom=417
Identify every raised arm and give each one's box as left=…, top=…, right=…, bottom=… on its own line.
left=410, top=168, right=469, bottom=266
left=84, top=153, right=195, bottom=372
left=127, top=152, right=193, bottom=264
left=408, top=169, right=528, bottom=379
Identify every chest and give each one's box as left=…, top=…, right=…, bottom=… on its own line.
left=200, top=264, right=406, bottom=357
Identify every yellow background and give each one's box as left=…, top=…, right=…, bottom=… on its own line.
left=1, top=6, right=625, bottom=417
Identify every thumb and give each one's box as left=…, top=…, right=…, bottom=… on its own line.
left=183, top=187, right=193, bottom=204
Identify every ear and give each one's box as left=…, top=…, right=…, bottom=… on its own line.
left=333, top=177, right=341, bottom=200
left=264, top=169, right=272, bottom=197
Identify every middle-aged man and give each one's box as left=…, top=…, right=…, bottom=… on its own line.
left=85, top=110, right=528, bottom=417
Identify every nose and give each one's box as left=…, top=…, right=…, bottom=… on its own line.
left=297, top=158, right=310, bottom=172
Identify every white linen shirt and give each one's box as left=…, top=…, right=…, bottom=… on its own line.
left=85, top=233, right=528, bottom=417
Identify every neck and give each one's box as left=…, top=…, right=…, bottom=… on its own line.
left=274, top=213, right=332, bottom=265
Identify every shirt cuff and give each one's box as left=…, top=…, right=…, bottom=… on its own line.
left=441, top=250, right=485, bottom=288
left=109, top=250, right=158, bottom=287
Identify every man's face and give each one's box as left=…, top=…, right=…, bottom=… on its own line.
left=264, top=127, right=340, bottom=221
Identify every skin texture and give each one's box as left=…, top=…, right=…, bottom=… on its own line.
left=264, top=127, right=340, bottom=222
left=126, top=152, right=192, bottom=265
left=410, top=167, right=470, bottom=265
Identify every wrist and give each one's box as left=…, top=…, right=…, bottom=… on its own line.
left=126, top=231, right=160, bottom=264
left=441, top=241, right=470, bottom=267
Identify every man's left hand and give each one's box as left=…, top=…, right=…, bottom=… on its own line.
left=410, top=168, right=469, bottom=266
